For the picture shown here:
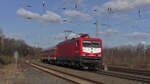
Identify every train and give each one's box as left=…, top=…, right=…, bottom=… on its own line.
left=40, top=34, right=103, bottom=70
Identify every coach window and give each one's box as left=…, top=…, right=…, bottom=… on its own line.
left=52, top=50, right=54, bottom=55
left=49, top=51, right=51, bottom=55
left=76, top=41, right=79, bottom=47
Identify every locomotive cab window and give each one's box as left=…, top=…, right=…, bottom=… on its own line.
left=82, top=40, right=100, bottom=47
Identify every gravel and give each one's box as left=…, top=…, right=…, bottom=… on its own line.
left=20, top=63, right=75, bottom=84
left=36, top=62, right=149, bottom=84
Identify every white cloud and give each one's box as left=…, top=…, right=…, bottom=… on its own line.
left=99, top=29, right=119, bottom=37
left=17, top=8, right=64, bottom=23
left=64, top=10, right=93, bottom=21
left=124, top=32, right=150, bottom=39
left=93, top=0, right=150, bottom=13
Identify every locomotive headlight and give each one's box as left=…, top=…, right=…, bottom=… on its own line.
left=82, top=53, right=86, bottom=56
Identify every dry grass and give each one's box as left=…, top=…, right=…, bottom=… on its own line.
left=0, top=64, right=3, bottom=68
left=0, top=63, right=25, bottom=84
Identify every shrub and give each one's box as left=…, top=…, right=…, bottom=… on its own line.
left=0, top=56, right=11, bottom=65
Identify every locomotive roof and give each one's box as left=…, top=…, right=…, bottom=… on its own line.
left=58, top=37, right=102, bottom=45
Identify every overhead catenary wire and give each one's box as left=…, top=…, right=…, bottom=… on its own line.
left=102, top=9, right=150, bottom=32
left=102, top=8, right=113, bottom=29
left=108, top=8, right=150, bottom=27
left=24, top=0, right=32, bottom=8
left=99, top=7, right=147, bottom=29
left=42, top=0, right=47, bottom=13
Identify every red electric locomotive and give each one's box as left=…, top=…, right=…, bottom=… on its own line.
left=41, top=34, right=103, bottom=70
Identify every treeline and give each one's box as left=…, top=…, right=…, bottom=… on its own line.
left=0, top=29, right=41, bottom=64
left=103, top=43, right=150, bottom=70
left=0, top=37, right=41, bottom=57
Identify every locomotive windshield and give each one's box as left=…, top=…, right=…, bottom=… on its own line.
left=82, top=40, right=100, bottom=47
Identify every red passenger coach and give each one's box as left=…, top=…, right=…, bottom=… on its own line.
left=40, top=46, right=56, bottom=63
left=41, top=34, right=103, bottom=70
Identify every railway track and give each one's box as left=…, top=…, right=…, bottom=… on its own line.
left=26, top=61, right=103, bottom=84
left=27, top=60, right=150, bottom=84
left=97, top=70, right=150, bottom=83
left=96, top=65, right=150, bottom=83
left=107, top=65, right=150, bottom=77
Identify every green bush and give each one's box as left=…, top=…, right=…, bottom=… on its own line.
left=0, top=56, right=11, bottom=65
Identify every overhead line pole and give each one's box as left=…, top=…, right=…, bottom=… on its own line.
left=96, top=20, right=99, bottom=38
left=93, top=9, right=99, bottom=38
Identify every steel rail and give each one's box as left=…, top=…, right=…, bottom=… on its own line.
left=97, top=70, right=150, bottom=83
left=26, top=61, right=103, bottom=84
left=107, top=65, right=150, bottom=77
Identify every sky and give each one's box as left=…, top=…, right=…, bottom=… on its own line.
left=1, top=0, right=150, bottom=48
